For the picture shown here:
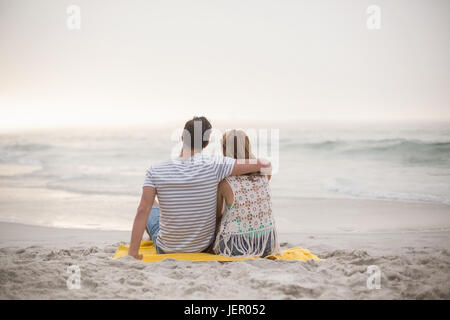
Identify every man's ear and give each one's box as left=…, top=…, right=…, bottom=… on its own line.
left=181, top=135, right=184, bottom=142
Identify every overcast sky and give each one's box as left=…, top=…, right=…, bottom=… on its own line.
left=0, top=0, right=449, bottom=129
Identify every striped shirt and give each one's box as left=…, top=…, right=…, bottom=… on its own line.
left=143, top=153, right=236, bottom=253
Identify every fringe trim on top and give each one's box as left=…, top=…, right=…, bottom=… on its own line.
left=213, top=227, right=281, bottom=257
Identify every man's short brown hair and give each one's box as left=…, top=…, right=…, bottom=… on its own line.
left=183, top=116, right=212, bottom=150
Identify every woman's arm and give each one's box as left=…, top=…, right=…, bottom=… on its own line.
left=216, top=184, right=225, bottom=232
left=216, top=181, right=235, bottom=232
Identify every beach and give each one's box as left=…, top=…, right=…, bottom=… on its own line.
left=2, top=0, right=450, bottom=302
left=1, top=198, right=449, bottom=300
left=1, top=124, right=449, bottom=299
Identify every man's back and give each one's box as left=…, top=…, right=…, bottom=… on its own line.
left=143, top=153, right=235, bottom=253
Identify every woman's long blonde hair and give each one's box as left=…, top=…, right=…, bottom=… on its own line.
left=222, top=129, right=255, bottom=160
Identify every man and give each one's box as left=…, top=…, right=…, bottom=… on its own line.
left=128, top=116, right=270, bottom=259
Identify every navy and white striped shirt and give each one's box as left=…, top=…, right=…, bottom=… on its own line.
left=143, top=153, right=236, bottom=253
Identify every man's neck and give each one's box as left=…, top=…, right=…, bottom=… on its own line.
left=180, top=148, right=201, bottom=159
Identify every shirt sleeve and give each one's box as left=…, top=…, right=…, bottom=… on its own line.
left=211, top=156, right=236, bottom=181
left=143, top=167, right=156, bottom=188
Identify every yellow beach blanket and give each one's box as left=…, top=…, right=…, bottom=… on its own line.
left=113, top=240, right=321, bottom=263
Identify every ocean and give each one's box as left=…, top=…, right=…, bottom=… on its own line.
left=0, top=121, right=449, bottom=231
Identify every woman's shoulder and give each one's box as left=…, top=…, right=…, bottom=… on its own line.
left=218, top=179, right=234, bottom=197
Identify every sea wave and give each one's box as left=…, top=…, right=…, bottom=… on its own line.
left=324, top=177, right=450, bottom=205
left=295, top=138, right=450, bottom=151
left=0, top=143, right=50, bottom=164
left=282, top=138, right=450, bottom=166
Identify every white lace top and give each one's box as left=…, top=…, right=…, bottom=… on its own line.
left=213, top=175, right=280, bottom=257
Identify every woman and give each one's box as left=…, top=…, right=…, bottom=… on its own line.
left=213, top=130, right=280, bottom=257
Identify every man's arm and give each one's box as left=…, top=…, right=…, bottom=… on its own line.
left=230, top=158, right=271, bottom=176
left=128, top=186, right=156, bottom=259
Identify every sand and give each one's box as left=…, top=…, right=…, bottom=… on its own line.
left=1, top=218, right=449, bottom=299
